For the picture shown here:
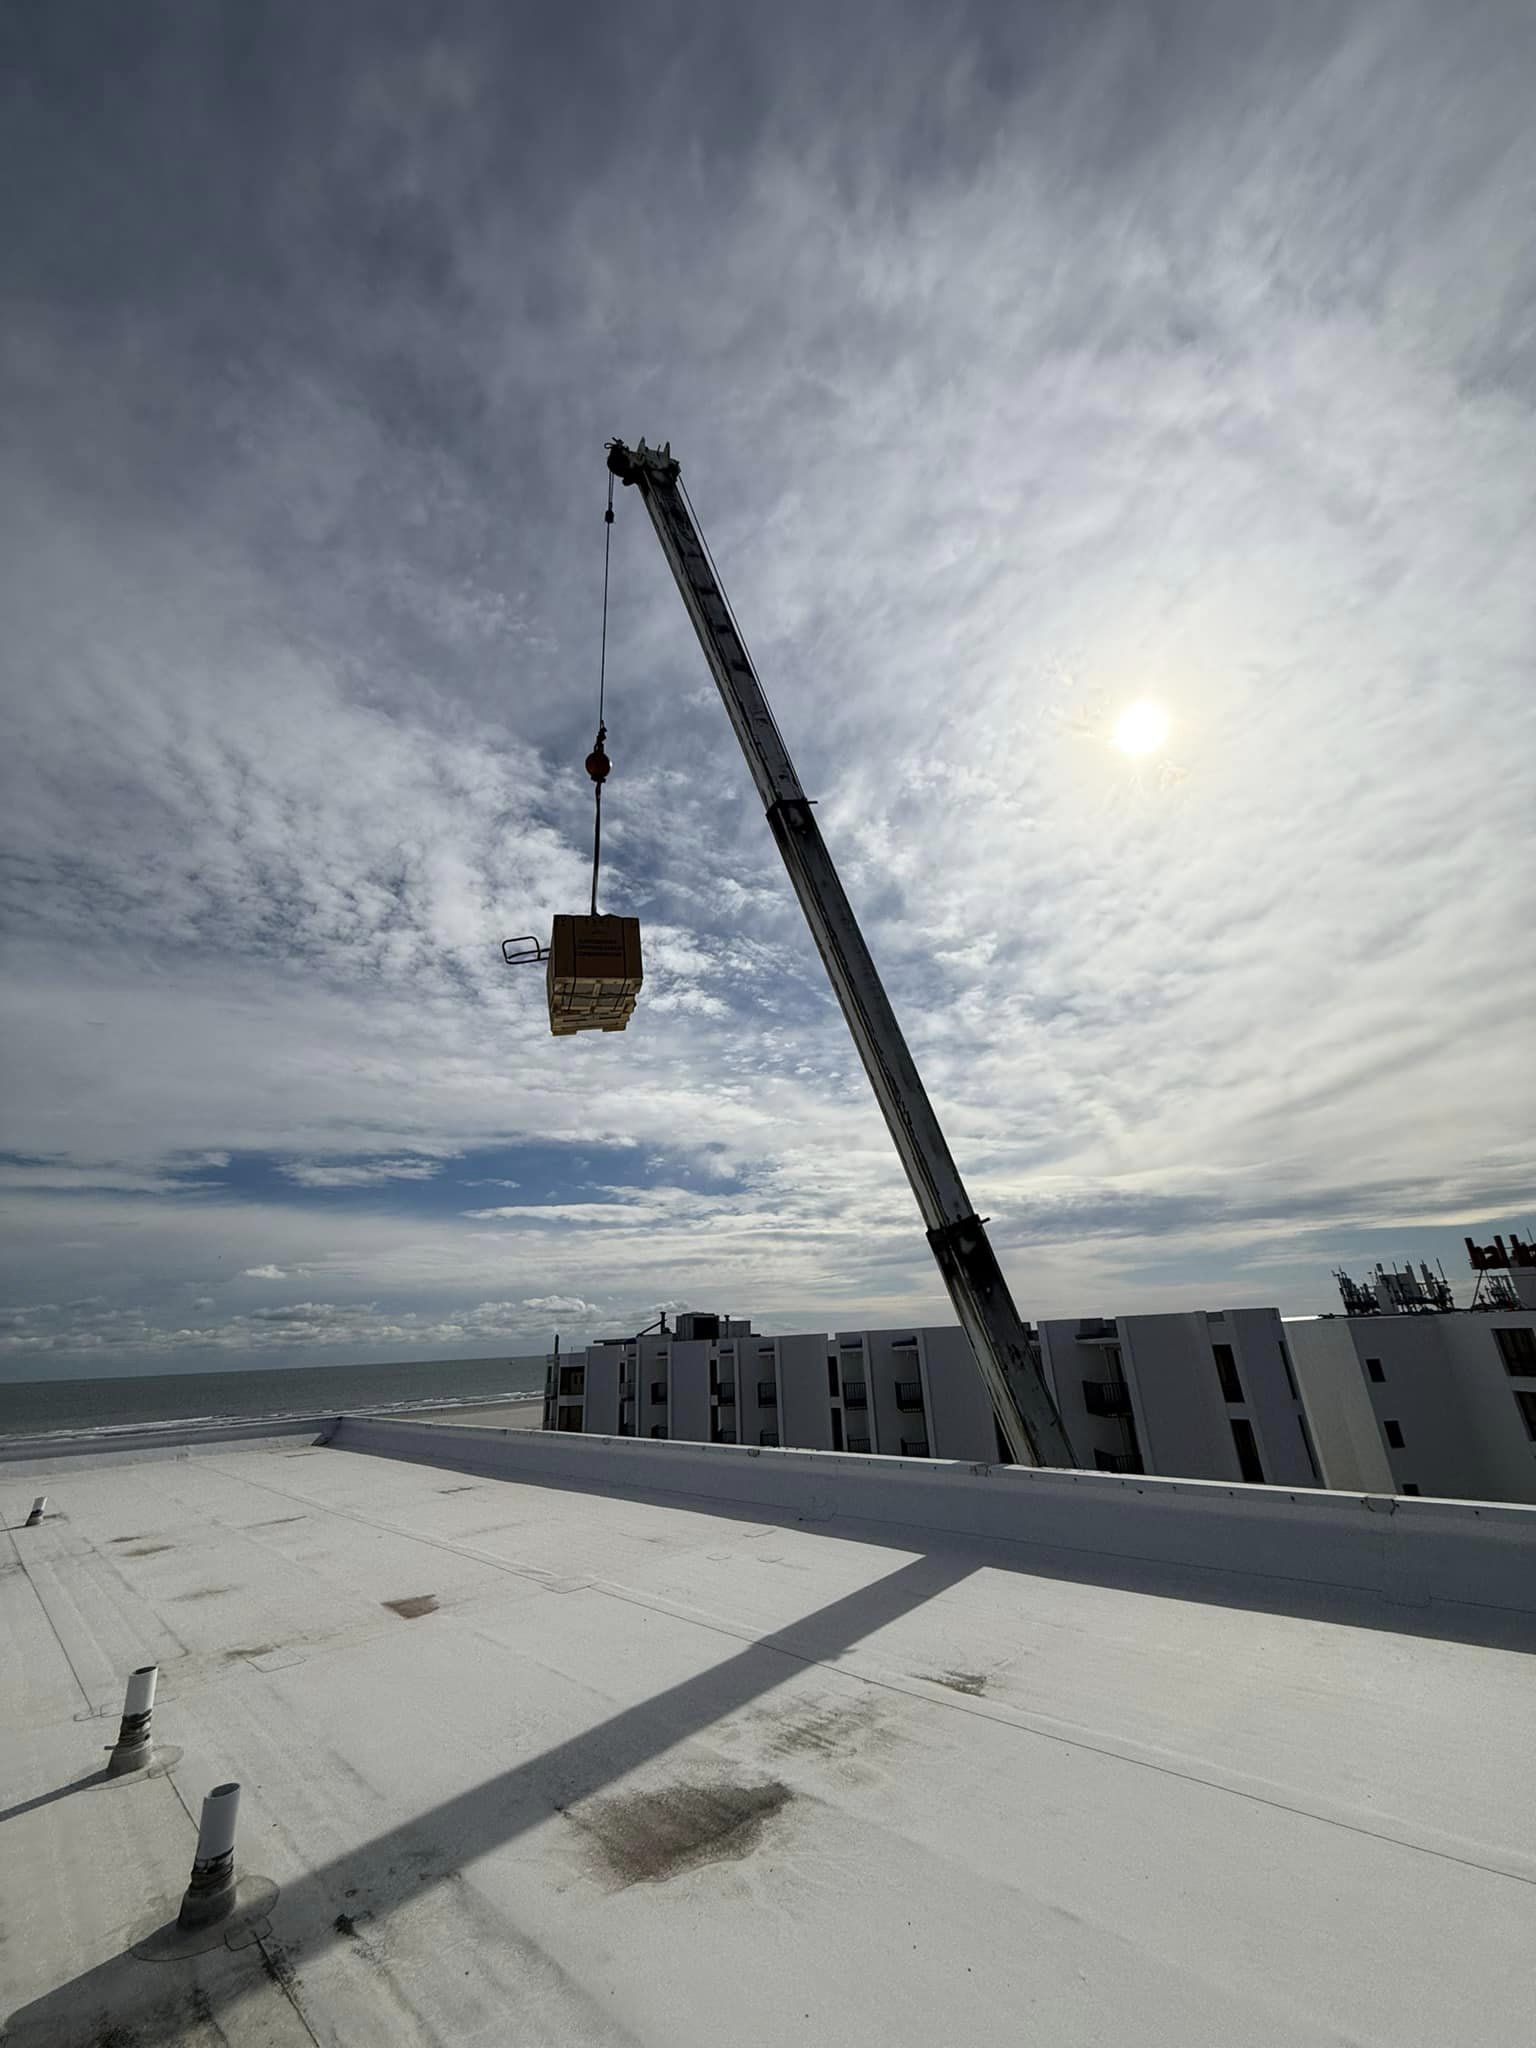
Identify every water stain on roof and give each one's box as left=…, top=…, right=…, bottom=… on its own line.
left=567, top=1779, right=793, bottom=1887
left=383, top=1594, right=438, bottom=1619
left=754, top=1694, right=887, bottom=1759
left=921, top=1670, right=988, bottom=1696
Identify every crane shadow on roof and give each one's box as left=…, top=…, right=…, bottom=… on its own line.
left=4, top=1549, right=977, bottom=2044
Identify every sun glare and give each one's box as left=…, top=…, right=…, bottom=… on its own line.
left=1112, top=701, right=1170, bottom=757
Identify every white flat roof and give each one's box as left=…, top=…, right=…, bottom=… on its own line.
left=5, top=1434, right=1534, bottom=2045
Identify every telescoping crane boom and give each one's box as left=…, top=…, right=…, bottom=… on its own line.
left=606, top=439, right=1076, bottom=1470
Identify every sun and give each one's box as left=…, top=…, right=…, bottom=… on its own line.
left=1112, top=701, right=1170, bottom=757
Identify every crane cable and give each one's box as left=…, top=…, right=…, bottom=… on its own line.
left=585, top=468, right=616, bottom=917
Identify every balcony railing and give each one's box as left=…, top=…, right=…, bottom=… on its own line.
left=716, top=1382, right=736, bottom=1405
left=894, top=1380, right=925, bottom=1410
left=1093, top=1449, right=1144, bottom=1474
left=841, top=1380, right=868, bottom=1408
left=847, top=1435, right=872, bottom=1454
left=1082, top=1378, right=1133, bottom=1418
left=900, top=1437, right=930, bottom=1458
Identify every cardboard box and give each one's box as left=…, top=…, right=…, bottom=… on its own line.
left=546, top=915, right=643, bottom=1036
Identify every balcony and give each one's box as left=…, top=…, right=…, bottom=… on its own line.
left=1093, top=1449, right=1144, bottom=1474
left=716, top=1382, right=736, bottom=1406
left=841, top=1379, right=868, bottom=1409
left=1082, top=1378, right=1133, bottom=1418
left=757, top=1380, right=778, bottom=1407
left=900, top=1437, right=930, bottom=1458
left=894, top=1380, right=925, bottom=1411
left=649, top=1382, right=667, bottom=1405
left=847, top=1435, right=872, bottom=1455
left=1076, top=1318, right=1119, bottom=1342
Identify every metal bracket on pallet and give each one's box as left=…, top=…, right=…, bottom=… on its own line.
left=502, top=935, right=549, bottom=966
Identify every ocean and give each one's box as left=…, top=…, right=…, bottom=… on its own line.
left=0, top=1353, right=548, bottom=1442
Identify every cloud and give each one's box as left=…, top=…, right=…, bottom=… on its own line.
left=0, top=1161, right=219, bottom=1196
left=279, top=1156, right=452, bottom=1189
left=520, top=1296, right=602, bottom=1317
left=0, top=1291, right=594, bottom=1361
left=2, top=3, right=1533, bottom=1376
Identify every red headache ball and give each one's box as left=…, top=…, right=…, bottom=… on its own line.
left=585, top=742, right=611, bottom=784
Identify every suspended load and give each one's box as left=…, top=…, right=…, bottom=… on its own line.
left=501, top=467, right=643, bottom=1036
left=545, top=913, right=643, bottom=1035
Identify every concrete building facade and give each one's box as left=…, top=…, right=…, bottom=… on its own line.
left=1284, top=1309, right=1536, bottom=1504
left=546, top=1325, right=982, bottom=1460
left=1036, top=1307, right=1322, bottom=1489
left=544, top=1306, right=1322, bottom=1485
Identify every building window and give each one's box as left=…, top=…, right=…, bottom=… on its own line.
left=759, top=1429, right=779, bottom=1448
left=717, top=1380, right=736, bottom=1405
left=1297, top=1414, right=1321, bottom=1484
left=557, top=1405, right=583, bottom=1433
left=894, top=1379, right=925, bottom=1411
left=1495, top=1327, right=1536, bottom=1375
left=900, top=1437, right=930, bottom=1458
left=847, top=1435, right=872, bottom=1454
left=1383, top=1419, right=1405, bottom=1449
left=649, top=1381, right=667, bottom=1405
left=757, top=1379, right=778, bottom=1407
left=1212, top=1344, right=1244, bottom=1404
left=1514, top=1391, right=1536, bottom=1442
left=557, top=1365, right=586, bottom=1397
left=826, top=1356, right=840, bottom=1396
left=650, top=1425, right=667, bottom=1440
left=1230, top=1418, right=1265, bottom=1483
left=1401, top=1483, right=1420, bottom=1495
left=1278, top=1343, right=1298, bottom=1401
left=830, top=1410, right=844, bottom=1452
left=1366, top=1357, right=1385, bottom=1383
left=717, top=1428, right=737, bottom=1445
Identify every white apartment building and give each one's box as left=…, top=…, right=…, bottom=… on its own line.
left=1035, top=1307, right=1322, bottom=1488
left=543, top=1305, right=1322, bottom=1485
left=1284, top=1309, right=1536, bottom=1503
left=545, top=1324, right=988, bottom=1460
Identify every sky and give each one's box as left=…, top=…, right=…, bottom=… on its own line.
left=2, top=1, right=1533, bottom=1381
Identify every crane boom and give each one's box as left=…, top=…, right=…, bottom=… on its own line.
left=607, top=439, right=1076, bottom=1469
